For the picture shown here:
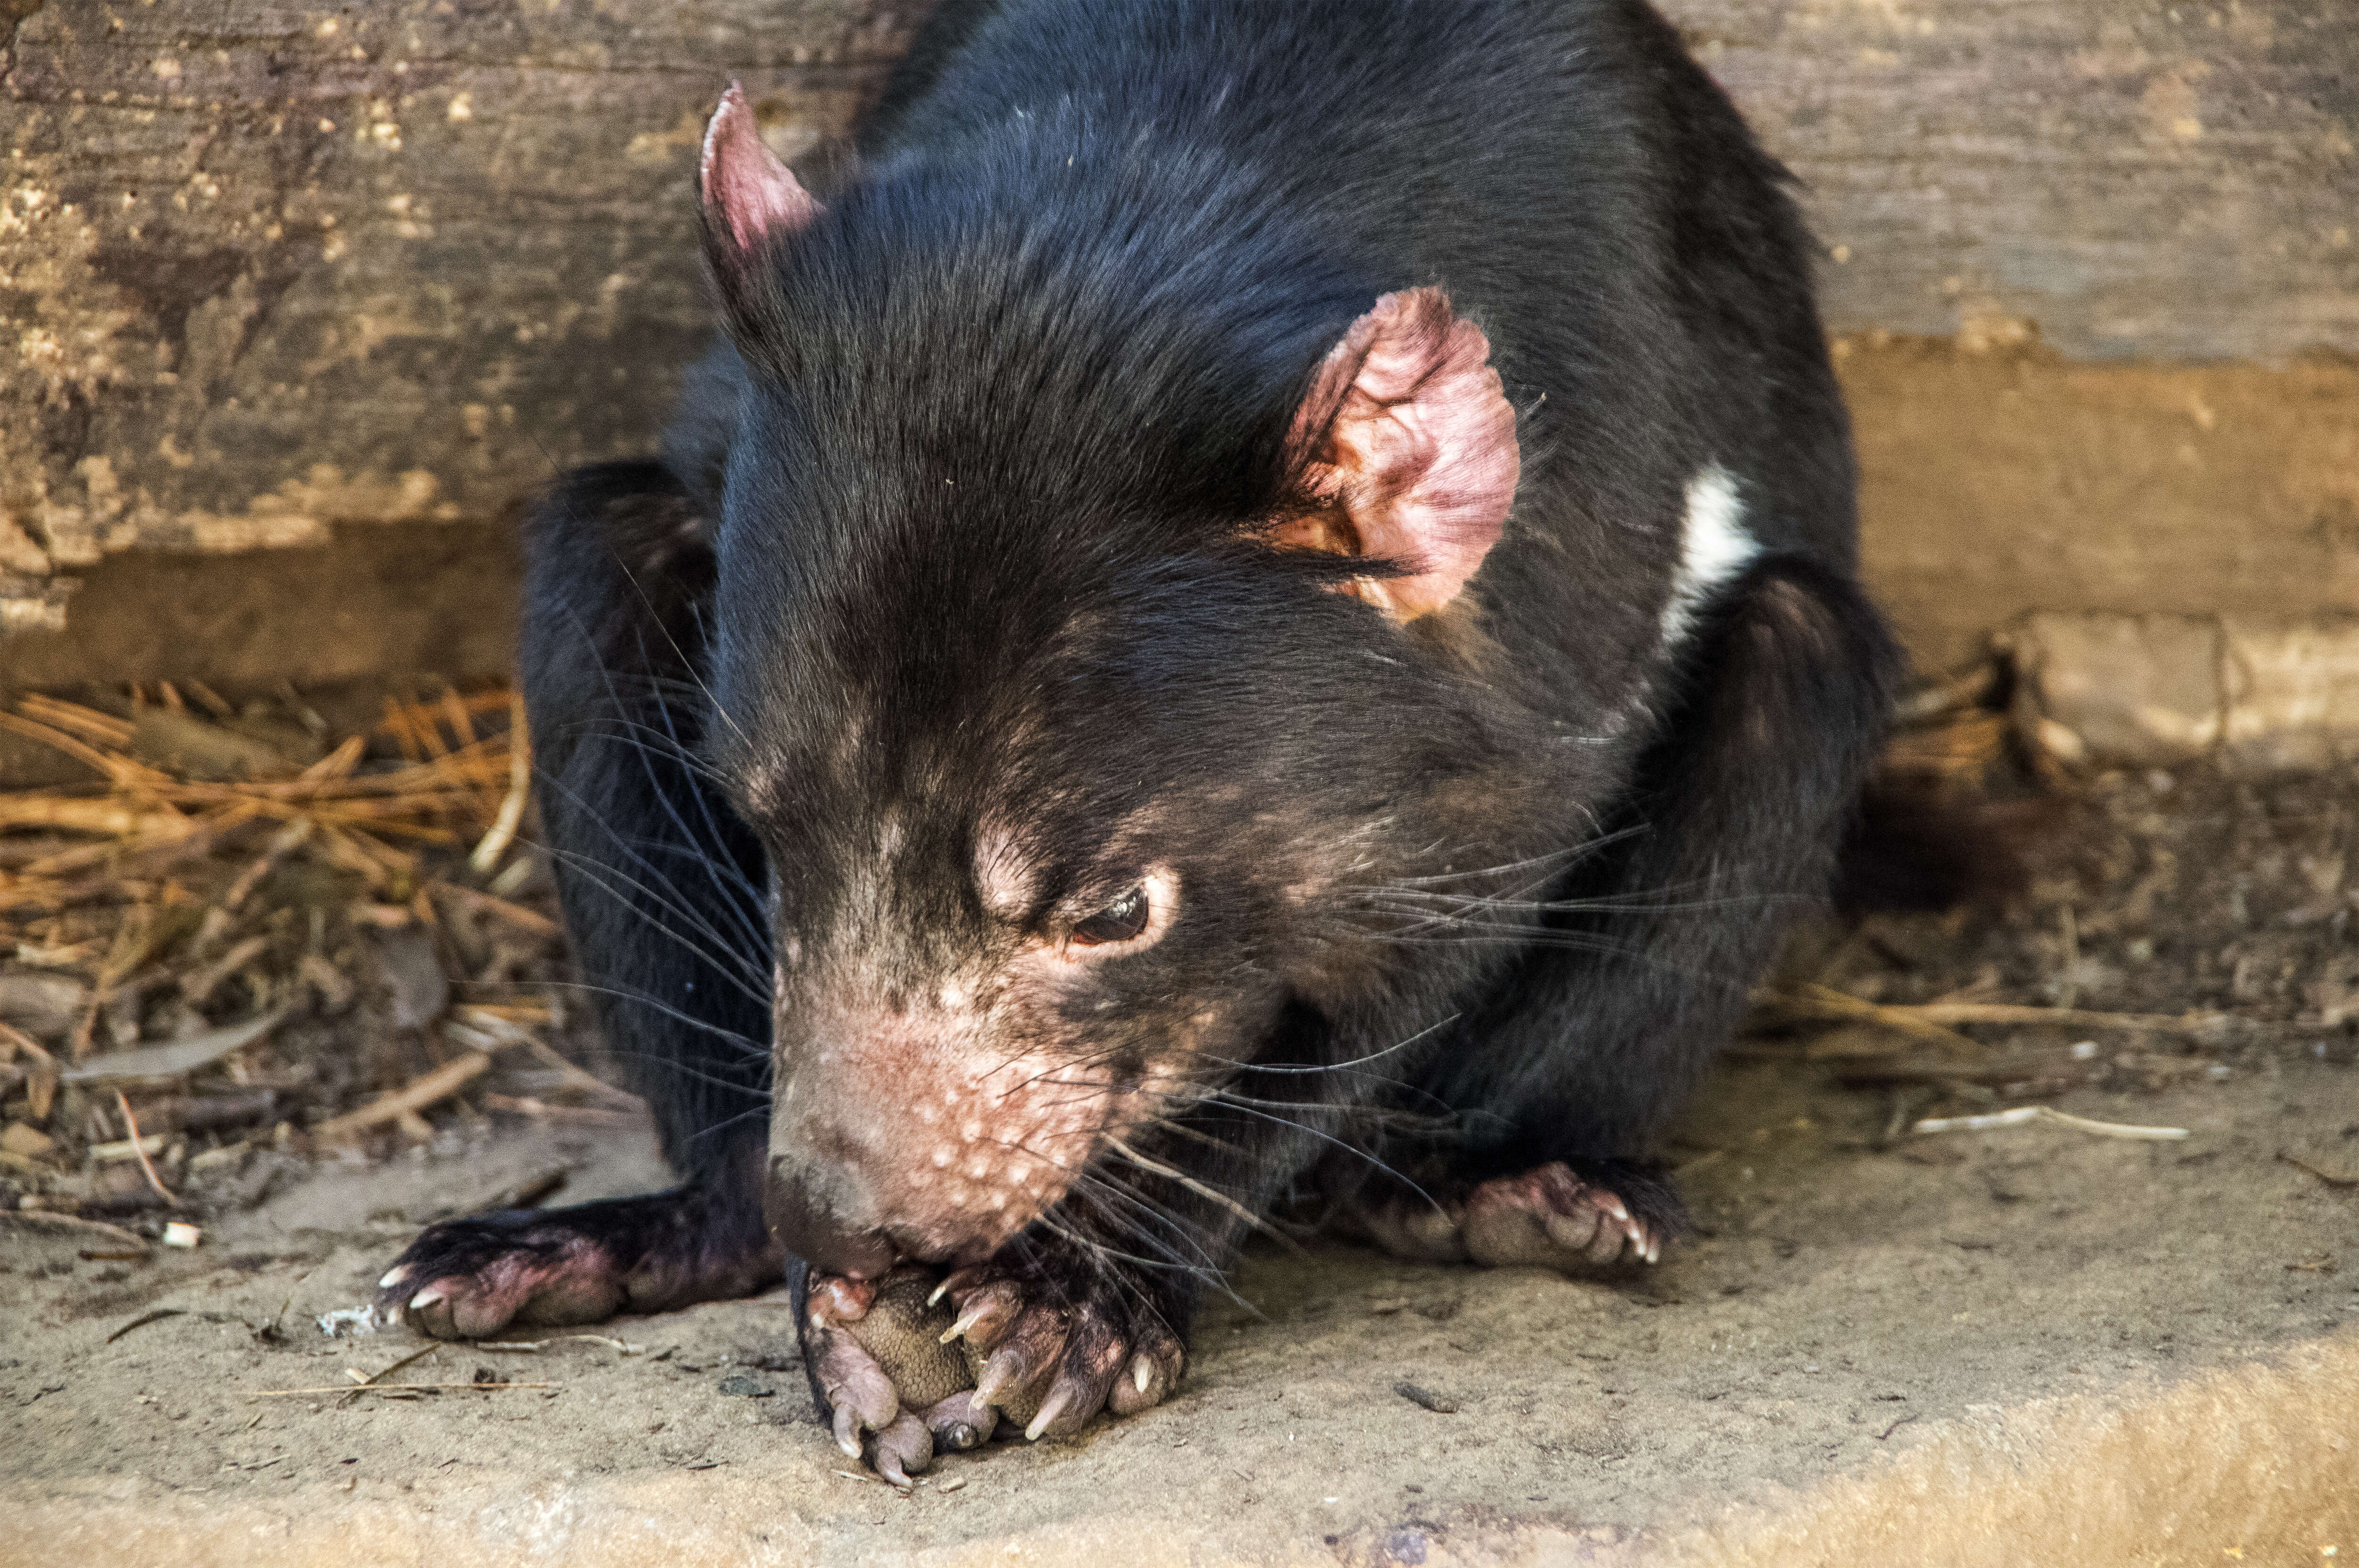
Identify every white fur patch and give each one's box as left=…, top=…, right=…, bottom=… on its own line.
left=1660, top=464, right=1760, bottom=649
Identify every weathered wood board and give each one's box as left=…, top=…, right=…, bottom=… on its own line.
left=1674, top=0, right=2358, bottom=362
left=1, top=0, right=2353, bottom=671
left=1, top=0, right=919, bottom=636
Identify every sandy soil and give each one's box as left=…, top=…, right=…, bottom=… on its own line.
left=4, top=762, right=2358, bottom=1564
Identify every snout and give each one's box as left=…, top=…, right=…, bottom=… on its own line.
left=763, top=1155, right=899, bottom=1279
left=764, top=1013, right=1113, bottom=1272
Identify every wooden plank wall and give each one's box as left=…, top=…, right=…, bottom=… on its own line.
left=1, top=0, right=2353, bottom=679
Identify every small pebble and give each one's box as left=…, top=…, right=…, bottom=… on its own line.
left=936, top=1475, right=967, bottom=1493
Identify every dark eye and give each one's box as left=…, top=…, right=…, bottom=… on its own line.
left=1069, top=886, right=1150, bottom=947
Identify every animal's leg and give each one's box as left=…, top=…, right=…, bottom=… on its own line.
left=378, top=462, right=783, bottom=1337
left=1352, top=556, right=1900, bottom=1273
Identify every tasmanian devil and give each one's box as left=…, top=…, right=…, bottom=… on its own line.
left=375, top=0, right=1902, bottom=1484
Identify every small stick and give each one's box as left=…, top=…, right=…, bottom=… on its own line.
left=440, top=686, right=480, bottom=752
left=345, top=1342, right=442, bottom=1401
left=0, top=1021, right=57, bottom=1065
left=1904, top=1001, right=2231, bottom=1036
left=509, top=1033, right=643, bottom=1109
left=2277, top=1152, right=2359, bottom=1189
left=221, top=818, right=316, bottom=910
left=249, top=1382, right=554, bottom=1398
left=0, top=1211, right=150, bottom=1250
left=106, top=1308, right=185, bottom=1344
left=17, top=693, right=136, bottom=746
left=468, top=697, right=532, bottom=875
left=182, top=680, right=235, bottom=719
left=310, top=1052, right=491, bottom=1142
left=182, top=934, right=272, bottom=1008
left=1763, top=985, right=2241, bottom=1043
left=1911, top=1105, right=2188, bottom=1141
left=481, top=1093, right=644, bottom=1128
left=114, top=1089, right=183, bottom=1208
left=432, top=880, right=558, bottom=936
left=1757, top=984, right=1984, bottom=1055
left=294, top=735, right=368, bottom=785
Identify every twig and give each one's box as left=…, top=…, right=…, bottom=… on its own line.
left=310, top=1052, right=491, bottom=1142
left=1899, top=1001, right=2234, bottom=1037
left=106, top=1309, right=184, bottom=1344
left=344, top=1343, right=442, bottom=1401
left=249, top=1381, right=553, bottom=1398
left=433, top=881, right=558, bottom=936
left=114, top=1089, right=183, bottom=1208
left=0, top=1020, right=57, bottom=1069
left=220, top=818, right=315, bottom=910
left=1764, top=984, right=2241, bottom=1044
left=1757, top=984, right=1984, bottom=1055
left=468, top=695, right=532, bottom=875
left=181, top=934, right=271, bottom=1008
left=0, top=1022, right=60, bottom=1119
left=0, top=1211, right=150, bottom=1250
left=481, top=1093, right=644, bottom=1128
left=2277, top=1152, right=2359, bottom=1189
left=1910, top=1105, right=2188, bottom=1141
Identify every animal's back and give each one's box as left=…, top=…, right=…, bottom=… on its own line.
left=850, top=0, right=1854, bottom=703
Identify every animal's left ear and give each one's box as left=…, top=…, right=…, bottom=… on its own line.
left=698, top=83, right=824, bottom=305
left=1272, top=287, right=1519, bottom=620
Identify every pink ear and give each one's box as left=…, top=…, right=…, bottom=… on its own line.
left=699, top=83, right=824, bottom=256
left=1276, top=288, right=1519, bottom=620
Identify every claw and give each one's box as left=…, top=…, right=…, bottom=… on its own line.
left=940, top=1298, right=991, bottom=1345
left=410, top=1285, right=446, bottom=1311
left=971, top=1351, right=1016, bottom=1411
left=870, top=1410, right=934, bottom=1489
left=927, top=1279, right=951, bottom=1308
left=378, top=1266, right=408, bottom=1290
left=1025, top=1382, right=1075, bottom=1442
left=832, top=1401, right=866, bottom=1460
left=1132, top=1353, right=1154, bottom=1394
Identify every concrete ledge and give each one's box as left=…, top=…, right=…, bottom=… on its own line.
left=2005, top=610, right=2359, bottom=771
left=11, top=1337, right=2354, bottom=1568
left=6, top=1055, right=2354, bottom=1568
left=1663, top=1338, right=2359, bottom=1568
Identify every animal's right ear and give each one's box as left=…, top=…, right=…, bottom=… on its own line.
left=698, top=83, right=824, bottom=314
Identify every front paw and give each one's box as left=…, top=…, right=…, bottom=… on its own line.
left=805, top=1255, right=1187, bottom=1482
left=1352, top=1160, right=1676, bottom=1273
left=804, top=1267, right=984, bottom=1488
left=376, top=1210, right=625, bottom=1339
left=935, top=1257, right=1186, bottom=1440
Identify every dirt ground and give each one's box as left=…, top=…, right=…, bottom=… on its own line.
left=4, top=754, right=2359, bottom=1564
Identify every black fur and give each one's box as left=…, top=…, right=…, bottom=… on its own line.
left=404, top=0, right=1900, bottom=1406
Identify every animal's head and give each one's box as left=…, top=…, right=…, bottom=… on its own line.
left=691, top=88, right=1539, bottom=1275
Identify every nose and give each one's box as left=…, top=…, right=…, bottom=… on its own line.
left=764, top=1158, right=898, bottom=1279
